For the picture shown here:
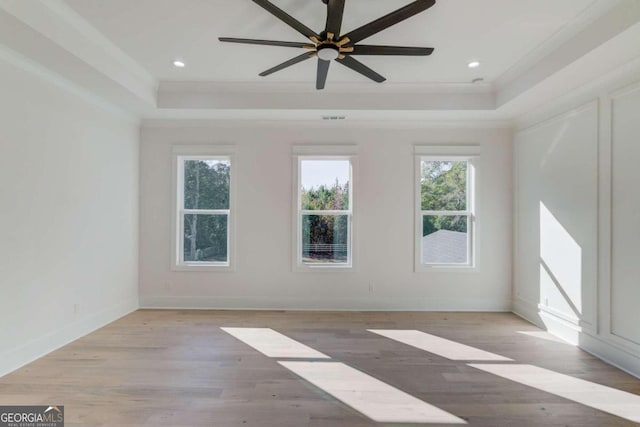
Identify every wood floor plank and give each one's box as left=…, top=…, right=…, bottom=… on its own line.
left=0, top=310, right=639, bottom=426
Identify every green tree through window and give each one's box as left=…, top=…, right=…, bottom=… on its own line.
left=421, top=161, right=468, bottom=236
left=182, top=159, right=230, bottom=263
left=299, top=158, right=352, bottom=266
left=301, top=179, right=350, bottom=262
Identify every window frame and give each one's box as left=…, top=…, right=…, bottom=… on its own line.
left=171, top=145, right=236, bottom=272
left=414, top=146, right=479, bottom=272
left=292, top=146, right=357, bottom=272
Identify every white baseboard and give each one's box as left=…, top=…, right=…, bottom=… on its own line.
left=538, top=309, right=582, bottom=345
left=512, top=297, right=544, bottom=328
left=140, top=295, right=513, bottom=312
left=3, top=294, right=639, bottom=380
left=0, top=298, right=138, bottom=378
left=580, top=333, right=640, bottom=380
left=512, top=297, right=640, bottom=379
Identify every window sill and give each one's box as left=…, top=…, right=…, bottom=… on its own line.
left=172, top=263, right=234, bottom=272
left=294, top=263, right=355, bottom=273
left=415, top=265, right=479, bottom=273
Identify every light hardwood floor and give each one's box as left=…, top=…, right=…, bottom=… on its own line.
left=1, top=310, right=639, bottom=426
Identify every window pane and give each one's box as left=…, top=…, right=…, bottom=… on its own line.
left=183, top=214, right=228, bottom=262
left=302, top=215, right=349, bottom=264
left=422, top=215, right=468, bottom=264
left=301, top=160, right=350, bottom=210
left=421, top=160, right=467, bottom=211
left=184, top=159, right=230, bottom=210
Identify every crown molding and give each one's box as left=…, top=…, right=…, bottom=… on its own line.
left=141, top=114, right=513, bottom=130
left=0, top=0, right=157, bottom=109
left=157, top=81, right=496, bottom=111
left=495, top=0, right=621, bottom=89
left=1, top=0, right=638, bottom=125
left=498, top=20, right=640, bottom=119
left=513, top=55, right=640, bottom=131
left=496, top=0, right=640, bottom=108
left=0, top=43, right=137, bottom=124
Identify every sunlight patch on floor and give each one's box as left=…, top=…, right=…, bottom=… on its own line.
left=369, top=329, right=513, bottom=361
left=280, top=361, right=467, bottom=424
left=221, top=327, right=330, bottom=359
left=469, top=364, right=640, bottom=423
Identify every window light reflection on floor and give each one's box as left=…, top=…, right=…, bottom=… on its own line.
left=368, top=329, right=513, bottom=361
left=280, top=361, right=467, bottom=424
left=221, top=327, right=330, bottom=359
left=469, top=364, right=640, bottom=423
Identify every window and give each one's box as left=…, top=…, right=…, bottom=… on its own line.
left=415, top=147, right=477, bottom=269
left=294, top=147, right=356, bottom=270
left=173, top=146, right=235, bottom=270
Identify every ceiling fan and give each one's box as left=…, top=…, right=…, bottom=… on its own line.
left=219, top=0, right=436, bottom=89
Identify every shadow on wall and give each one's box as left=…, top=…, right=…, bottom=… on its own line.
left=539, top=201, right=583, bottom=323
left=521, top=201, right=585, bottom=343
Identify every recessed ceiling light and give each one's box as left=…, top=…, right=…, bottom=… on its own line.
left=468, top=61, right=480, bottom=69
left=173, top=60, right=185, bottom=68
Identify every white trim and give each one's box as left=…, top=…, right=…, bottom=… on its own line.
left=414, top=155, right=478, bottom=272
left=414, top=145, right=481, bottom=156
left=494, top=0, right=622, bottom=93
left=171, top=145, right=237, bottom=156
left=512, top=299, right=640, bottom=379
left=182, top=209, right=229, bottom=215
left=538, top=310, right=582, bottom=345
left=142, top=116, right=514, bottom=129
left=292, top=150, right=357, bottom=272
left=421, top=210, right=469, bottom=216
left=515, top=100, right=598, bottom=135
left=0, top=0, right=157, bottom=111
left=607, top=80, right=640, bottom=351
left=171, top=145, right=236, bottom=272
left=0, top=44, right=135, bottom=123
left=140, top=296, right=513, bottom=312
left=0, top=299, right=138, bottom=378
left=538, top=304, right=582, bottom=327
left=512, top=55, right=640, bottom=130
left=300, top=210, right=349, bottom=215
left=293, top=144, right=358, bottom=156
left=580, top=332, right=640, bottom=380
left=512, top=297, right=544, bottom=328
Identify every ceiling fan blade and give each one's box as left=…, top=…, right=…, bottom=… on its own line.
left=351, top=45, right=434, bottom=56
left=342, top=0, right=436, bottom=45
left=316, top=58, right=331, bottom=90
left=325, top=0, right=346, bottom=38
left=335, top=56, right=386, bottom=83
left=259, top=52, right=315, bottom=77
left=252, top=0, right=318, bottom=39
left=219, top=37, right=314, bottom=49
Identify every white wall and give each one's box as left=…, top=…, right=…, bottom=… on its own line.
left=139, top=124, right=512, bottom=311
left=0, top=53, right=139, bottom=376
left=513, top=73, right=640, bottom=377
left=514, top=102, right=599, bottom=330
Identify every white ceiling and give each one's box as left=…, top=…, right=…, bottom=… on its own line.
left=62, top=0, right=599, bottom=84
left=3, top=0, right=637, bottom=122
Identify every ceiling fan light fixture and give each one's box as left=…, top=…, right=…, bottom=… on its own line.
left=317, top=45, right=340, bottom=61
